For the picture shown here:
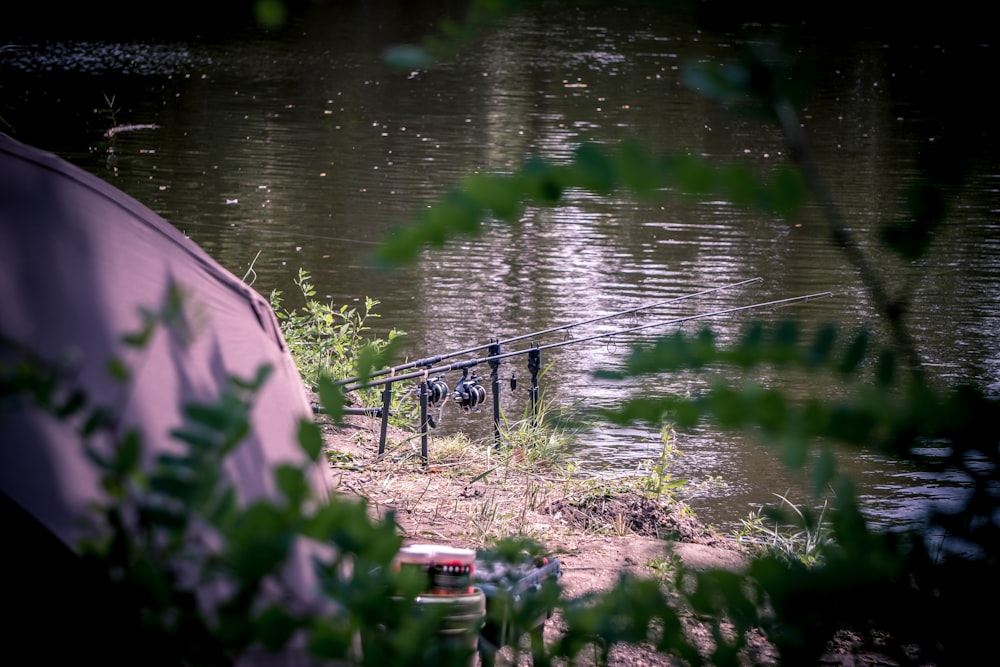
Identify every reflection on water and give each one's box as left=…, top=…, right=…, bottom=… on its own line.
left=2, top=5, right=997, bottom=534
left=0, top=40, right=205, bottom=76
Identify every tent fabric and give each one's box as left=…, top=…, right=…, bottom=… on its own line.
left=0, top=133, right=333, bottom=662
left=0, top=131, right=330, bottom=535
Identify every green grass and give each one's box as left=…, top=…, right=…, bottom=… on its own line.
left=733, top=492, right=833, bottom=566
left=269, top=268, right=415, bottom=428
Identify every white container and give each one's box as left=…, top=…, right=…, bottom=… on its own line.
left=395, top=544, right=476, bottom=594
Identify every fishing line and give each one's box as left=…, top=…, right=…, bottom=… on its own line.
left=172, top=218, right=382, bottom=246
left=337, top=276, right=764, bottom=387
left=340, top=290, right=833, bottom=392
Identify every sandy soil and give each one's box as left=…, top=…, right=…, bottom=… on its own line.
left=316, top=405, right=897, bottom=666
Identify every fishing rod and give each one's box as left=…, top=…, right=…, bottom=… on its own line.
left=339, top=289, right=832, bottom=464
left=335, top=276, right=763, bottom=387
left=341, top=290, right=832, bottom=393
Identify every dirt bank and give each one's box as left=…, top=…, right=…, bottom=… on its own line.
left=316, top=406, right=895, bottom=666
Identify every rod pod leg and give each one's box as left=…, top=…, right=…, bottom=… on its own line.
left=527, top=348, right=541, bottom=426
left=378, top=382, right=392, bottom=456
left=419, top=380, right=429, bottom=466
left=489, top=341, right=501, bottom=450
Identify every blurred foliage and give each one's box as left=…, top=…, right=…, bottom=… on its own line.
left=7, top=1, right=998, bottom=665
left=3, top=290, right=496, bottom=666
left=365, top=1, right=1000, bottom=664
left=373, top=143, right=807, bottom=267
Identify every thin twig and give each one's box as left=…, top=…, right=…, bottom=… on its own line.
left=242, top=249, right=263, bottom=286
left=773, top=97, right=925, bottom=379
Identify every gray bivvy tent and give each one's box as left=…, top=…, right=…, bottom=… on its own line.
left=0, top=133, right=332, bottom=664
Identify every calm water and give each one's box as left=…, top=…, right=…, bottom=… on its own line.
left=3, top=4, right=998, bottom=533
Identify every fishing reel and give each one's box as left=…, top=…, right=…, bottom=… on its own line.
left=424, top=375, right=449, bottom=428
left=427, top=375, right=449, bottom=406
left=452, top=371, right=487, bottom=413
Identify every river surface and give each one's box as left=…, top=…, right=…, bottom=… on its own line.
left=3, top=4, right=998, bottom=534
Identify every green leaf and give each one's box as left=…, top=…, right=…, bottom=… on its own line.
left=231, top=364, right=273, bottom=392
left=616, top=139, right=664, bottom=195
left=138, top=503, right=188, bottom=532
left=521, top=157, right=564, bottom=202
left=216, top=599, right=256, bottom=645
left=183, top=403, right=234, bottom=431
left=130, top=558, right=174, bottom=607
left=220, top=419, right=252, bottom=455
left=779, top=433, right=809, bottom=469
left=106, top=356, right=131, bottom=382
left=670, top=154, right=715, bottom=196
left=874, top=348, right=897, bottom=387
left=755, top=388, right=788, bottom=437
left=719, top=163, right=758, bottom=206
left=839, top=329, right=869, bottom=375
left=682, top=59, right=754, bottom=104
left=169, top=428, right=216, bottom=452
left=149, top=474, right=198, bottom=505
left=426, top=190, right=483, bottom=236
left=807, top=324, right=838, bottom=366
left=374, top=223, right=426, bottom=266
left=603, top=396, right=668, bottom=425
left=769, top=166, right=807, bottom=214
left=206, top=486, right=238, bottom=526
left=54, top=389, right=86, bottom=418
left=672, top=398, right=702, bottom=429
left=880, top=179, right=944, bottom=261
left=827, top=403, right=874, bottom=444
left=113, top=429, right=143, bottom=476
left=274, top=464, right=309, bottom=509
left=357, top=338, right=403, bottom=384
left=121, top=310, right=155, bottom=348
left=773, top=319, right=799, bottom=348
left=307, top=621, right=354, bottom=660
left=317, top=375, right=345, bottom=423
left=801, top=398, right=828, bottom=437
left=302, top=501, right=342, bottom=541
left=255, top=604, right=301, bottom=650
left=709, top=384, right=744, bottom=430
left=812, top=445, right=837, bottom=494
left=254, top=0, right=288, bottom=29
left=572, top=142, right=617, bottom=194
left=156, top=453, right=195, bottom=471
left=224, top=502, right=294, bottom=581
left=383, top=44, right=435, bottom=69
left=82, top=442, right=112, bottom=471
left=304, top=498, right=401, bottom=564
left=461, top=173, right=523, bottom=221
left=297, top=420, right=324, bottom=461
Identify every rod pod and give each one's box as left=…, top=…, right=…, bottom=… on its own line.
left=339, top=290, right=834, bottom=456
